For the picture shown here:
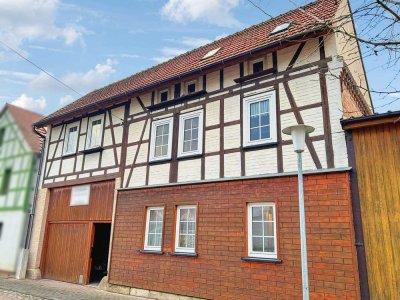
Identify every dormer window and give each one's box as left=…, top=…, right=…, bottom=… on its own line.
left=187, top=81, right=196, bottom=94
left=253, top=61, right=264, bottom=74
left=160, top=90, right=169, bottom=102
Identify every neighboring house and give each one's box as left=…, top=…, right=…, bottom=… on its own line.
left=28, top=0, right=373, bottom=298
left=342, top=111, right=400, bottom=300
left=0, top=104, right=43, bottom=273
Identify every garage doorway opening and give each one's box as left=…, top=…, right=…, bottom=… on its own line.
left=89, top=223, right=111, bottom=284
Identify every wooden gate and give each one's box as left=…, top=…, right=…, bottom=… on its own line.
left=43, top=223, right=92, bottom=284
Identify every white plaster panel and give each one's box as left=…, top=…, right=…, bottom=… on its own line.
left=224, top=95, right=240, bottom=122
left=149, top=163, right=170, bottom=185
left=206, top=100, right=220, bottom=126
left=136, top=143, right=149, bottom=164
left=80, top=118, right=88, bottom=134
left=294, top=38, right=320, bottom=68
left=92, top=170, right=105, bottom=176
left=313, top=140, right=327, bottom=169
left=205, top=155, right=219, bottom=180
left=277, top=43, right=298, bottom=72
left=101, top=149, right=116, bottom=168
left=224, top=125, right=241, bottom=150
left=78, top=135, right=86, bottom=151
left=282, top=144, right=315, bottom=172
left=181, top=105, right=202, bottom=114
left=300, top=107, right=324, bottom=137
left=79, top=173, right=90, bottom=178
left=224, top=64, right=240, bottom=88
left=126, top=145, right=138, bottom=166
left=128, top=120, right=145, bottom=143
left=54, top=177, right=65, bottom=182
left=103, top=129, right=113, bottom=147
left=111, top=106, right=125, bottom=124
left=113, top=126, right=124, bottom=143
left=205, top=129, right=220, bottom=153
left=48, top=160, right=60, bottom=177
left=67, top=175, right=77, bottom=181
left=245, top=148, right=277, bottom=176
left=178, top=159, right=201, bottom=182
left=107, top=167, right=119, bottom=174
left=75, top=155, right=83, bottom=172
left=206, top=70, right=220, bottom=92
left=61, top=157, right=75, bottom=174
left=224, top=152, right=241, bottom=178
left=130, top=166, right=147, bottom=187
left=50, top=125, right=63, bottom=142
left=83, top=152, right=100, bottom=170
left=285, top=73, right=322, bottom=107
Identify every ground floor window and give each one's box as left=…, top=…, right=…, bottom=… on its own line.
left=175, top=205, right=197, bottom=253
left=144, top=207, right=164, bottom=251
left=247, top=203, right=277, bottom=258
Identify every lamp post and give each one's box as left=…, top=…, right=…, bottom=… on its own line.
left=282, top=124, right=315, bottom=300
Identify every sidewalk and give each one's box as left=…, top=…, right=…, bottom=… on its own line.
left=0, top=277, right=146, bottom=300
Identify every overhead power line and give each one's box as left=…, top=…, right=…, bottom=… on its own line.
left=246, top=0, right=274, bottom=19
left=0, top=40, right=83, bottom=97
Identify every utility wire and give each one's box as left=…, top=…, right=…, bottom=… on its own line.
left=0, top=40, right=125, bottom=123
left=246, top=0, right=274, bottom=19
left=0, top=40, right=83, bottom=97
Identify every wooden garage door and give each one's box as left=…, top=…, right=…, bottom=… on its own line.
left=43, top=223, right=91, bottom=284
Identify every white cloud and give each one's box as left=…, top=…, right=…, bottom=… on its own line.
left=161, top=0, right=241, bottom=27
left=59, top=95, right=74, bottom=105
left=152, top=47, right=187, bottom=63
left=107, top=53, right=140, bottom=59
left=0, top=0, right=87, bottom=50
left=29, top=59, right=117, bottom=94
left=0, top=70, right=36, bottom=81
left=11, top=93, right=47, bottom=111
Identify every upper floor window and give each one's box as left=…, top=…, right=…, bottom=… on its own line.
left=248, top=203, right=277, bottom=259
left=175, top=205, right=197, bottom=253
left=160, top=89, right=169, bottom=102
left=178, top=110, right=203, bottom=157
left=0, top=128, right=5, bottom=147
left=252, top=60, right=264, bottom=74
left=63, top=125, right=79, bottom=155
left=0, top=169, right=11, bottom=195
left=144, top=207, right=164, bottom=251
left=243, top=90, right=277, bottom=147
left=86, top=117, right=103, bottom=149
left=187, top=81, right=196, bottom=94
left=149, top=117, right=173, bottom=162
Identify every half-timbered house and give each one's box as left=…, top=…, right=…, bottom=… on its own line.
left=28, top=0, right=373, bottom=298
left=0, top=104, right=43, bottom=273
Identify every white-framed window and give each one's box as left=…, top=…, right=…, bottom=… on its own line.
left=175, top=205, right=197, bottom=253
left=178, top=110, right=203, bottom=157
left=243, top=90, right=277, bottom=147
left=70, top=185, right=91, bottom=206
left=144, top=207, right=164, bottom=251
left=159, top=89, right=169, bottom=102
left=86, top=116, right=104, bottom=149
left=149, top=117, right=173, bottom=162
left=248, top=203, right=277, bottom=258
left=63, top=124, right=79, bottom=155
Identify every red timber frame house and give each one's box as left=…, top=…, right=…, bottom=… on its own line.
left=27, top=0, right=373, bottom=299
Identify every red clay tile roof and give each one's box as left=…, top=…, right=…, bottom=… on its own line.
left=36, top=0, right=339, bottom=126
left=4, top=104, right=45, bottom=153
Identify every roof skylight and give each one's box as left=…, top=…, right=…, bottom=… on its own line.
left=270, top=22, right=291, bottom=35
left=202, top=47, right=221, bottom=60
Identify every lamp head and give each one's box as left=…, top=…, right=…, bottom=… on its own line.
left=282, top=124, right=315, bottom=153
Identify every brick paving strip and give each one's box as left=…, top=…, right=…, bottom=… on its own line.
left=0, top=277, right=146, bottom=300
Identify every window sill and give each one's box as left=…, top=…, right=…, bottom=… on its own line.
left=177, top=153, right=203, bottom=161
left=168, top=252, right=198, bottom=257
left=234, top=68, right=276, bottom=84
left=62, top=153, right=76, bottom=158
left=137, top=250, right=164, bottom=255
left=80, top=146, right=104, bottom=154
left=242, top=142, right=278, bottom=151
left=241, top=257, right=282, bottom=263
left=148, top=158, right=172, bottom=165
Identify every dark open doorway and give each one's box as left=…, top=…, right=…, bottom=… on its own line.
left=89, top=223, right=111, bottom=283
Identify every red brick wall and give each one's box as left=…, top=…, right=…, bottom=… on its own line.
left=109, top=171, right=360, bottom=299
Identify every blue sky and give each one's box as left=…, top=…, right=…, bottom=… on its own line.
left=0, top=0, right=398, bottom=116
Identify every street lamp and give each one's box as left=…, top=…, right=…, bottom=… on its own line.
left=282, top=124, right=315, bottom=300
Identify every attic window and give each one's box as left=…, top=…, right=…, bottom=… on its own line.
left=202, top=47, right=221, bottom=60
left=270, top=22, right=291, bottom=35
